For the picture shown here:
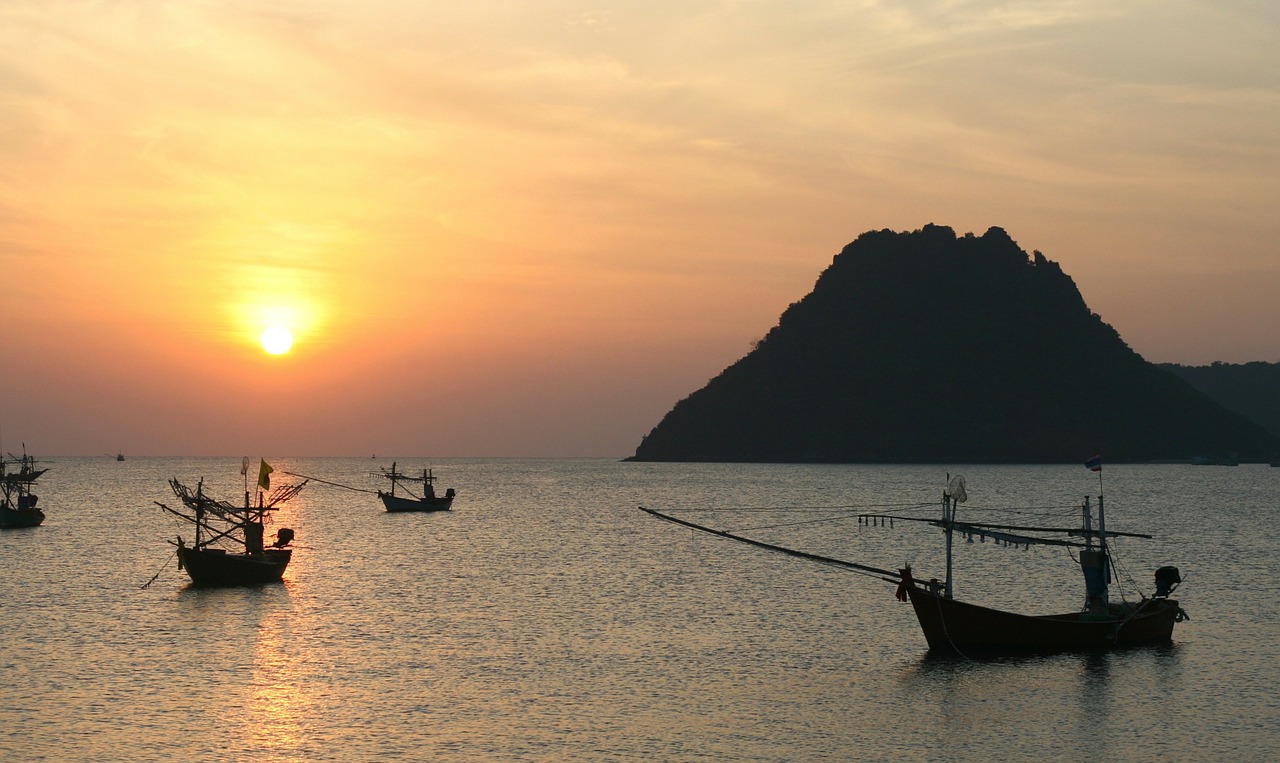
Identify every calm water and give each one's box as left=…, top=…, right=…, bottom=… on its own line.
left=2, top=458, right=1276, bottom=762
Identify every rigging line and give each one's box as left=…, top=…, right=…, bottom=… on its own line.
left=959, top=505, right=1081, bottom=516
left=731, top=513, right=875, bottom=533
left=1107, top=537, right=1144, bottom=599
left=670, top=502, right=935, bottom=513
left=640, top=506, right=902, bottom=583
left=933, top=591, right=977, bottom=663
left=675, top=504, right=936, bottom=514
left=281, top=471, right=378, bottom=495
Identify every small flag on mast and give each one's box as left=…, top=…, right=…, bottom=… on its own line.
left=258, top=459, right=274, bottom=490
left=1084, top=453, right=1102, bottom=472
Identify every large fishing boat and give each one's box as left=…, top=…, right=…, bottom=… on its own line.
left=156, top=459, right=303, bottom=586
left=641, top=465, right=1188, bottom=655
left=1, top=450, right=46, bottom=529
left=376, top=462, right=455, bottom=512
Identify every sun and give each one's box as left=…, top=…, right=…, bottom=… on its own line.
left=260, top=325, right=294, bottom=355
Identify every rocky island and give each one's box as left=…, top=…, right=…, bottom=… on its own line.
left=629, top=225, right=1279, bottom=463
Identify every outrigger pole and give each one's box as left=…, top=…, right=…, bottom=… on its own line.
left=639, top=506, right=902, bottom=583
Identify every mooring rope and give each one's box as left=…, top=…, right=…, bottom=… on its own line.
left=140, top=548, right=177, bottom=589
left=281, top=471, right=379, bottom=494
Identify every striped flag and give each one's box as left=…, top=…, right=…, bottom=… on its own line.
left=1084, top=453, right=1102, bottom=472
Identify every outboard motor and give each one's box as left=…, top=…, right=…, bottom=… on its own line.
left=1154, top=565, right=1181, bottom=597
left=273, top=528, right=296, bottom=548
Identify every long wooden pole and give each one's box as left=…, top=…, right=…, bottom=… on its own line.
left=639, top=506, right=902, bottom=582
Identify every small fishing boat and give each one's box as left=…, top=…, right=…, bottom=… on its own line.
left=882, top=475, right=1186, bottom=654
left=641, top=466, right=1188, bottom=655
left=1, top=450, right=46, bottom=529
left=155, top=459, right=303, bottom=586
left=376, top=462, right=455, bottom=512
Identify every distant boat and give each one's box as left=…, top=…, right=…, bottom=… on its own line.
left=1, top=450, right=46, bottom=529
left=155, top=459, right=303, bottom=586
left=641, top=472, right=1188, bottom=655
left=116, top=453, right=125, bottom=462
left=1191, top=454, right=1238, bottom=466
left=375, top=462, right=455, bottom=512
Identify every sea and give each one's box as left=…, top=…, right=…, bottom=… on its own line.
left=2, top=457, right=1276, bottom=762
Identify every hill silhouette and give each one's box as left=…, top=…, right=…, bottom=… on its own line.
left=629, top=225, right=1280, bottom=463
left=1159, top=361, right=1280, bottom=439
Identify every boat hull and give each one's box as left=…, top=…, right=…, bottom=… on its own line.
left=178, top=546, right=291, bottom=587
left=902, top=582, right=1181, bottom=654
left=379, top=491, right=453, bottom=512
left=0, top=505, right=45, bottom=528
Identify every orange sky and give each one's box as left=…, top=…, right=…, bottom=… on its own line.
left=2, top=2, right=1277, bottom=457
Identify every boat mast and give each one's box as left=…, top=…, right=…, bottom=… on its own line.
left=1080, top=495, right=1110, bottom=612
left=940, top=474, right=966, bottom=599
left=194, top=479, right=205, bottom=548
left=943, top=486, right=955, bottom=599
left=1097, top=492, right=1108, bottom=550
left=244, top=484, right=264, bottom=555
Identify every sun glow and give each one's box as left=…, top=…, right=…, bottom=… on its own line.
left=260, top=325, right=293, bottom=355
left=237, top=301, right=317, bottom=358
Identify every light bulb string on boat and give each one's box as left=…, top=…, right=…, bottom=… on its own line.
left=949, top=504, right=1083, bottom=521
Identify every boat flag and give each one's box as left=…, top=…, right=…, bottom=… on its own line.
left=1085, top=453, right=1102, bottom=472
left=258, top=459, right=274, bottom=490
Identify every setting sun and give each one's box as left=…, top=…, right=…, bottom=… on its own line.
left=260, top=325, right=293, bottom=355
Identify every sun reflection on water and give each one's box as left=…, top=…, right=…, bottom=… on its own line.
left=245, top=612, right=312, bottom=759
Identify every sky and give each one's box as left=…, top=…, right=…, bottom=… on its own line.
left=2, top=1, right=1277, bottom=458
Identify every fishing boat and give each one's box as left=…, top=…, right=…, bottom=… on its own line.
left=1191, top=454, right=1238, bottom=466
left=155, top=458, right=303, bottom=586
left=376, top=462, right=455, bottom=512
left=1, top=450, right=46, bottom=528
left=641, top=469, right=1188, bottom=656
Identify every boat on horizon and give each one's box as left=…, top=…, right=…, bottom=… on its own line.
left=155, top=458, right=303, bottom=586
left=375, top=462, right=455, bottom=512
left=1191, top=454, right=1238, bottom=466
left=641, top=468, right=1188, bottom=655
left=1, top=450, right=46, bottom=529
